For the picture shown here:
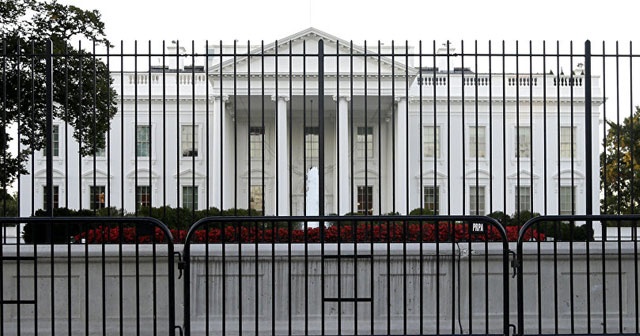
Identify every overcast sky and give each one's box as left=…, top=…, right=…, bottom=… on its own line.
left=57, top=0, right=637, bottom=45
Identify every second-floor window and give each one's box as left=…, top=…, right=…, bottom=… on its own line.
left=560, top=126, right=576, bottom=159
left=515, top=126, right=531, bottom=158
left=95, top=133, right=106, bottom=157
left=181, top=125, right=198, bottom=157
left=305, top=126, right=319, bottom=167
left=136, top=125, right=150, bottom=157
left=356, top=126, right=373, bottom=158
left=249, top=126, right=264, bottom=160
left=469, top=126, right=486, bottom=158
left=43, top=124, right=60, bottom=157
left=423, top=126, right=440, bottom=158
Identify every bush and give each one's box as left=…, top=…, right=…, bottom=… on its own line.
left=23, top=208, right=99, bottom=243
left=409, top=208, right=437, bottom=216
left=487, top=211, right=511, bottom=225
left=23, top=206, right=264, bottom=243
left=488, top=210, right=592, bottom=241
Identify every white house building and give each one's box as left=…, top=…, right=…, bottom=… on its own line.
left=19, top=28, right=602, bottom=223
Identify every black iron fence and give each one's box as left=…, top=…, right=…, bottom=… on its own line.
left=0, top=217, right=177, bottom=336
left=2, top=32, right=640, bottom=335
left=517, top=214, right=640, bottom=335
left=182, top=215, right=510, bottom=336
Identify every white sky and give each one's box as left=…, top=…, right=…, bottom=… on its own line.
left=57, top=0, right=637, bottom=45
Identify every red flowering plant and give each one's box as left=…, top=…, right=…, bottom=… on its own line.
left=74, top=220, right=544, bottom=244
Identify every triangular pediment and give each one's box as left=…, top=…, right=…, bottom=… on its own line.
left=173, top=169, right=206, bottom=180
left=81, top=169, right=111, bottom=179
left=417, top=169, right=448, bottom=180
left=34, top=168, right=65, bottom=178
left=465, top=169, right=492, bottom=179
left=210, top=27, right=417, bottom=79
left=507, top=170, right=540, bottom=180
left=553, top=169, right=585, bottom=180
left=126, top=169, right=160, bottom=180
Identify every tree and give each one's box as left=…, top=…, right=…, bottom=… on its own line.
left=0, top=189, right=17, bottom=217
left=600, top=106, right=640, bottom=214
left=0, top=0, right=117, bottom=189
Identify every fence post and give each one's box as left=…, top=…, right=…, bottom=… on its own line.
left=45, top=39, right=54, bottom=218
left=584, top=40, right=594, bottom=238
left=318, top=39, right=325, bottom=220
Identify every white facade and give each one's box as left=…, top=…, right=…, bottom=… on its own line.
left=19, top=28, right=603, bottom=220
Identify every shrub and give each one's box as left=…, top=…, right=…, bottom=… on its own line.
left=409, top=208, right=437, bottom=216
left=23, top=208, right=99, bottom=243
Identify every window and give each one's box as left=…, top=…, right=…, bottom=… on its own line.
left=136, top=186, right=151, bottom=210
left=356, top=127, right=373, bottom=158
left=182, top=186, right=198, bottom=210
left=515, top=186, right=531, bottom=212
left=43, top=185, right=59, bottom=210
left=43, top=124, right=60, bottom=157
left=423, top=126, right=440, bottom=158
left=136, top=125, right=150, bottom=157
left=181, top=125, right=199, bottom=157
left=357, top=185, right=373, bottom=215
left=423, top=186, right=439, bottom=214
left=559, top=186, right=575, bottom=215
left=90, top=186, right=106, bottom=210
left=305, top=126, right=319, bottom=167
left=95, top=133, right=106, bottom=157
left=249, top=126, right=264, bottom=159
left=560, top=126, right=576, bottom=159
left=469, top=126, right=486, bottom=158
left=250, top=185, right=264, bottom=213
left=515, top=126, right=531, bottom=158
left=470, top=186, right=485, bottom=215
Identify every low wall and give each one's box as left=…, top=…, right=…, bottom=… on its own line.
left=2, top=243, right=638, bottom=335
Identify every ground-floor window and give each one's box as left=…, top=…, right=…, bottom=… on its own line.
left=250, top=185, right=264, bottom=214
left=182, top=186, right=198, bottom=210
left=559, top=186, right=575, bottom=215
left=423, top=185, right=439, bottom=214
left=470, top=185, right=485, bottom=215
left=43, top=185, right=59, bottom=210
left=515, top=185, right=531, bottom=212
left=90, top=186, right=106, bottom=210
left=357, top=185, right=373, bottom=215
left=136, top=185, right=151, bottom=210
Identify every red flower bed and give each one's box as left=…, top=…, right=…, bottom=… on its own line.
left=75, top=222, right=544, bottom=244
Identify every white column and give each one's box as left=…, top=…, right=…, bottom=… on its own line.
left=394, top=97, right=408, bottom=214
left=211, top=95, right=227, bottom=209
left=221, top=96, right=235, bottom=209
left=274, top=95, right=290, bottom=216
left=336, top=95, right=351, bottom=215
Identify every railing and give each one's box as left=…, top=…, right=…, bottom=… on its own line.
left=182, top=215, right=510, bottom=336
left=517, top=214, right=640, bottom=335
left=0, top=217, right=178, bottom=336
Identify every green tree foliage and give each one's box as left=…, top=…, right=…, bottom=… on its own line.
left=0, top=189, right=18, bottom=217
left=0, top=0, right=117, bottom=187
left=600, top=107, right=640, bottom=214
